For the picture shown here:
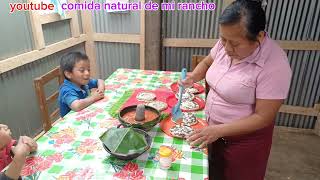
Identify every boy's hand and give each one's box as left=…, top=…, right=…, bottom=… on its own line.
left=12, top=136, right=32, bottom=159
left=91, top=89, right=104, bottom=101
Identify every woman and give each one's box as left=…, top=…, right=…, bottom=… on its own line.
left=183, top=0, right=292, bottom=180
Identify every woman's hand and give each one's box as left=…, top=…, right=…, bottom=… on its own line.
left=186, top=125, right=221, bottom=148
left=180, top=72, right=195, bottom=88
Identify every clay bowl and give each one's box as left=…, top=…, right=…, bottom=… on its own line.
left=118, top=105, right=161, bottom=131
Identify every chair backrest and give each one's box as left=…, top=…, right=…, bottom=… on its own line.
left=191, top=55, right=207, bottom=71
left=34, top=66, right=63, bottom=132
left=191, top=55, right=209, bottom=95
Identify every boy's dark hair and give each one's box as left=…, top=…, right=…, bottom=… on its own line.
left=60, top=52, right=89, bottom=80
left=219, top=0, right=266, bottom=42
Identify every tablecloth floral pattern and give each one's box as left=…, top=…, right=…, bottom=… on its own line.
left=22, top=68, right=208, bottom=180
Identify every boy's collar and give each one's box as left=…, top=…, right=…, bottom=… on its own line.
left=64, top=79, right=84, bottom=92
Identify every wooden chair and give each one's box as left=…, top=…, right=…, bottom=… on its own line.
left=34, top=66, right=64, bottom=133
left=191, top=55, right=210, bottom=95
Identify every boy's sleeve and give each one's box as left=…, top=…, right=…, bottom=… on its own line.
left=62, top=90, right=79, bottom=107
left=87, top=79, right=98, bottom=89
left=0, top=172, right=16, bottom=180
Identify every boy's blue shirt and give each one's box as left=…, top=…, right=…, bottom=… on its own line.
left=58, top=79, right=98, bottom=117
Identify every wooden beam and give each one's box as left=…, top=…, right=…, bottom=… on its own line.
left=278, top=104, right=319, bottom=117
left=39, top=13, right=71, bottom=24
left=276, top=40, right=320, bottom=51
left=0, top=35, right=87, bottom=74
left=93, top=33, right=141, bottom=44
left=162, top=38, right=320, bottom=50
left=80, top=5, right=98, bottom=77
left=163, top=38, right=219, bottom=48
left=140, top=0, right=146, bottom=70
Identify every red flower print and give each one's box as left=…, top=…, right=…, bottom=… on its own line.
left=47, top=153, right=63, bottom=163
left=129, top=169, right=145, bottom=180
left=21, top=165, right=36, bottom=176
left=36, top=159, right=53, bottom=171
left=123, top=162, right=138, bottom=172
left=113, top=171, right=128, bottom=179
left=113, top=162, right=145, bottom=180
left=143, top=70, right=155, bottom=75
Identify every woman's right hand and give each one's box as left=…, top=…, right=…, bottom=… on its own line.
left=179, top=72, right=195, bottom=88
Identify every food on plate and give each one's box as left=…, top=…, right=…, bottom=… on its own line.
left=181, top=101, right=199, bottom=110
left=136, top=92, right=156, bottom=101
left=147, top=101, right=168, bottom=111
left=175, top=91, right=195, bottom=101
left=170, top=124, right=194, bottom=138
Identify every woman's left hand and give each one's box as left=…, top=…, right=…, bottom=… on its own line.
left=186, top=125, right=221, bottom=148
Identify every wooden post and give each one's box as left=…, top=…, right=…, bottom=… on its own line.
left=28, top=0, right=45, bottom=50
left=140, top=0, right=146, bottom=70
left=223, top=0, right=234, bottom=10
left=145, top=0, right=161, bottom=70
left=314, top=104, right=320, bottom=136
left=80, top=5, right=98, bottom=77
left=68, top=0, right=80, bottom=38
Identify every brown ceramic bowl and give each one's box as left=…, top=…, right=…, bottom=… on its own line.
left=118, top=105, right=161, bottom=131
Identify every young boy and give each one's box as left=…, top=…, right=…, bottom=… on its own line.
left=0, top=124, right=37, bottom=179
left=58, top=52, right=105, bottom=117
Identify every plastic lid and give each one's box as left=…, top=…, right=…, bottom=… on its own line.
left=159, top=146, right=172, bottom=157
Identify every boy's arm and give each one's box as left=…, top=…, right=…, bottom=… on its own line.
left=69, top=95, right=102, bottom=112
left=97, top=79, right=105, bottom=93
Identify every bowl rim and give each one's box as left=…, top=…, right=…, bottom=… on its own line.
left=101, top=127, right=152, bottom=159
left=118, top=105, right=161, bottom=126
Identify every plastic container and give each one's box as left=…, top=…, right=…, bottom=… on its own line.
left=159, top=146, right=173, bottom=169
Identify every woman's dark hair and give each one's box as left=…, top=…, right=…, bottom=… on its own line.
left=60, top=51, right=89, bottom=79
left=219, top=0, right=266, bottom=42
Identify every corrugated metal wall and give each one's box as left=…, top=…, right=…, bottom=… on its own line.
left=0, top=44, right=85, bottom=138
left=0, top=0, right=34, bottom=60
left=93, top=0, right=140, bottom=34
left=161, top=0, right=320, bottom=129
left=95, top=42, right=140, bottom=79
left=162, top=0, right=223, bottom=71
left=43, top=20, right=71, bottom=45
left=93, top=0, right=141, bottom=78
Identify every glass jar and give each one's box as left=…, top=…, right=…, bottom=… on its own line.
left=159, top=146, right=173, bottom=169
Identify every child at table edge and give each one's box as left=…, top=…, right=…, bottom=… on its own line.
left=58, top=52, right=105, bottom=117
left=0, top=124, right=37, bottom=180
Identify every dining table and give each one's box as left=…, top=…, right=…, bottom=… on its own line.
left=21, top=68, right=209, bottom=180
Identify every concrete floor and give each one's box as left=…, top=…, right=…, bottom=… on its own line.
left=266, top=127, right=320, bottom=180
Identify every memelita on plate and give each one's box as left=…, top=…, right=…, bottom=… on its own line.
left=147, top=101, right=168, bottom=111
left=136, top=92, right=156, bottom=101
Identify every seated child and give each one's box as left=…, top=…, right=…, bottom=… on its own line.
left=0, top=124, right=37, bottom=179
left=58, top=52, right=105, bottom=117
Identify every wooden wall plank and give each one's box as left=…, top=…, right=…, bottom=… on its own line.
left=0, top=35, right=87, bottom=74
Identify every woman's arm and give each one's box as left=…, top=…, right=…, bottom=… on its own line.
left=187, top=99, right=283, bottom=148
left=191, top=55, right=214, bottom=82
left=217, top=99, right=282, bottom=136
left=182, top=54, right=214, bottom=87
